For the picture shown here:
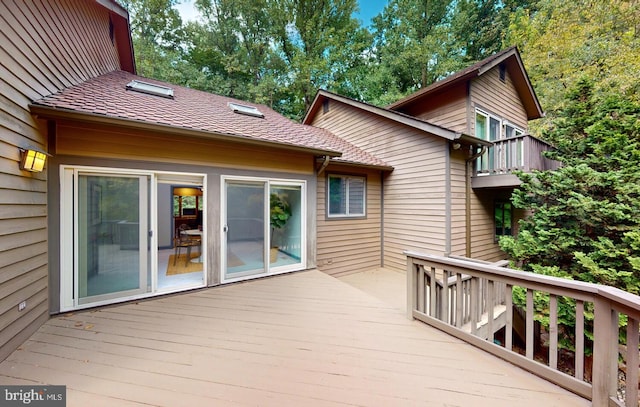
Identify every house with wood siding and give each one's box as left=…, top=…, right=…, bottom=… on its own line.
left=305, top=47, right=557, bottom=275
left=0, top=0, right=393, bottom=360
left=0, top=0, right=555, bottom=363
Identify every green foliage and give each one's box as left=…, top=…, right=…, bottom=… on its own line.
left=270, top=193, right=291, bottom=230
left=506, top=0, right=640, bottom=135
left=501, top=79, right=640, bottom=349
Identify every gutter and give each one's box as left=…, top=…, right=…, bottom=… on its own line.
left=316, top=155, right=330, bottom=175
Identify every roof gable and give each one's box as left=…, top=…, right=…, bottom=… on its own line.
left=387, top=47, right=543, bottom=120
left=96, top=0, right=136, bottom=74
left=303, top=90, right=490, bottom=148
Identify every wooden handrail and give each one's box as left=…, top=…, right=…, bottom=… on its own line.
left=474, top=134, right=560, bottom=176
left=405, top=251, right=640, bottom=407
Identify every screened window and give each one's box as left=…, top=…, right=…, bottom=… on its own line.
left=495, top=201, right=513, bottom=238
left=328, top=174, right=366, bottom=217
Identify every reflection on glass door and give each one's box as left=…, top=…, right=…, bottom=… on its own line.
left=224, top=181, right=266, bottom=278
left=269, top=184, right=302, bottom=267
left=223, top=178, right=305, bottom=282
left=77, top=174, right=148, bottom=304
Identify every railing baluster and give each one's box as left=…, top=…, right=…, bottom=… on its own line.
left=526, top=289, right=534, bottom=359
left=442, top=268, right=450, bottom=323
left=506, top=284, right=513, bottom=351
left=487, top=280, right=495, bottom=342
left=456, top=273, right=463, bottom=328
left=575, top=300, right=585, bottom=381
left=430, top=267, right=437, bottom=318
left=471, top=277, right=479, bottom=336
left=549, top=294, right=558, bottom=369
left=625, top=317, right=639, bottom=407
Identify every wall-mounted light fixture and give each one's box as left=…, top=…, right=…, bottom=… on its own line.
left=451, top=142, right=462, bottom=150
left=19, top=147, right=49, bottom=172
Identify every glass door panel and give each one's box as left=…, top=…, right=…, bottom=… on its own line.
left=77, top=174, right=148, bottom=304
left=224, top=181, right=266, bottom=279
left=269, top=184, right=302, bottom=268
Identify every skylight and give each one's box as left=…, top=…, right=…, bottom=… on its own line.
left=228, top=102, right=264, bottom=118
left=126, top=80, right=174, bottom=98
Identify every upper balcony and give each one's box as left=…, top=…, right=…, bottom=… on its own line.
left=472, top=134, right=560, bottom=189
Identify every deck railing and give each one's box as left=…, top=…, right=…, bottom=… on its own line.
left=406, top=251, right=640, bottom=406
left=475, top=134, right=560, bottom=176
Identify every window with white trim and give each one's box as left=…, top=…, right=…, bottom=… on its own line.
left=327, top=174, right=366, bottom=217
left=475, top=109, right=525, bottom=174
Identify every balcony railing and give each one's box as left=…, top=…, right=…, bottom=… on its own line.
left=475, top=134, right=560, bottom=176
left=406, top=251, right=640, bottom=406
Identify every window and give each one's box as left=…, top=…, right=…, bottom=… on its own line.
left=475, top=109, right=525, bottom=174
left=495, top=201, right=513, bottom=238
left=328, top=174, right=365, bottom=217
left=173, top=187, right=203, bottom=217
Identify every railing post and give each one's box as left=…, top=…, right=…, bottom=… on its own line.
left=406, top=256, right=416, bottom=320
left=592, top=297, right=618, bottom=405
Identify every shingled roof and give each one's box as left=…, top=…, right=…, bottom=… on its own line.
left=387, top=47, right=543, bottom=120
left=30, top=70, right=391, bottom=169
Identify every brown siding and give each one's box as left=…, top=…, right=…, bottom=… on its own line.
left=469, top=189, right=513, bottom=262
left=470, top=67, right=528, bottom=131
left=0, top=0, right=123, bottom=360
left=450, top=149, right=468, bottom=256
left=400, top=83, right=469, bottom=134
left=312, top=102, right=448, bottom=272
left=55, top=121, right=314, bottom=175
left=317, top=165, right=382, bottom=277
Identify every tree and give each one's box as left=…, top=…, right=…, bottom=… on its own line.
left=370, top=0, right=454, bottom=95
left=500, top=79, right=640, bottom=348
left=506, top=0, right=640, bottom=134
left=118, top=0, right=196, bottom=83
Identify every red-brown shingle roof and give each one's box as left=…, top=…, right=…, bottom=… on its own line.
left=31, top=70, right=391, bottom=169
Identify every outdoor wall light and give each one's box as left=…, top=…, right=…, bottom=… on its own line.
left=19, top=147, right=49, bottom=172
left=451, top=142, right=462, bottom=150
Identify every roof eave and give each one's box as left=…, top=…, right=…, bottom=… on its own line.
left=29, top=104, right=343, bottom=158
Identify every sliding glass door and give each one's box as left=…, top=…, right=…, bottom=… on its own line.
left=224, top=180, right=267, bottom=278
left=223, top=177, right=305, bottom=282
left=60, top=166, right=207, bottom=311
left=77, top=173, right=149, bottom=305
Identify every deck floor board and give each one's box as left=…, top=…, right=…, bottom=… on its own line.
left=0, top=270, right=590, bottom=406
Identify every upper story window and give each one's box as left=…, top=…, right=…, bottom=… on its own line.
left=476, top=109, right=525, bottom=174
left=327, top=174, right=366, bottom=218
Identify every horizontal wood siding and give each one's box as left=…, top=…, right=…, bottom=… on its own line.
left=317, top=165, right=382, bottom=277
left=450, top=150, right=468, bottom=256
left=402, top=84, right=469, bottom=134
left=0, top=0, right=123, bottom=360
left=56, top=121, right=314, bottom=175
left=312, top=102, right=448, bottom=272
left=469, top=189, right=512, bottom=262
left=470, top=67, right=528, bottom=131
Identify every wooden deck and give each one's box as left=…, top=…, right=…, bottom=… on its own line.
left=0, top=270, right=589, bottom=406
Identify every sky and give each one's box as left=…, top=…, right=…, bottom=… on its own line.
left=174, top=0, right=389, bottom=27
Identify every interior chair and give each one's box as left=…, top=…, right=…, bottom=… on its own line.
left=173, top=224, right=200, bottom=266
